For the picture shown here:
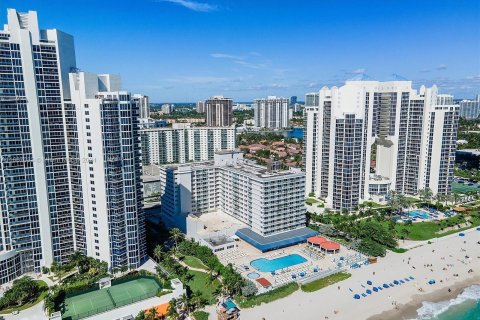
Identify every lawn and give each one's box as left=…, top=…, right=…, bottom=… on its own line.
left=182, top=256, right=207, bottom=270
left=185, top=270, right=220, bottom=304
left=393, top=215, right=480, bottom=241
left=306, top=198, right=318, bottom=205
left=300, top=272, right=351, bottom=293
left=0, top=280, right=48, bottom=314
left=192, top=311, right=209, bottom=320
left=237, top=282, right=299, bottom=308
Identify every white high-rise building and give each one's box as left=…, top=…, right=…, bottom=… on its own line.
left=304, top=80, right=459, bottom=210
left=196, top=101, right=205, bottom=113
left=68, top=72, right=146, bottom=268
left=253, top=96, right=291, bottom=128
left=133, top=94, right=150, bottom=118
left=141, top=124, right=236, bottom=165
left=0, top=9, right=77, bottom=282
left=0, top=9, right=146, bottom=283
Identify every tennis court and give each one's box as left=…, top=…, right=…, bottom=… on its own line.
left=62, top=277, right=161, bottom=320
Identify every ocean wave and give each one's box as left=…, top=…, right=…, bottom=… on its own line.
left=415, top=284, right=480, bottom=319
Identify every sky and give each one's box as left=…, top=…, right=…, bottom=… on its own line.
left=1, top=0, right=479, bottom=102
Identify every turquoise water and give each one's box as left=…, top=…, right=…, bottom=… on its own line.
left=407, top=210, right=430, bottom=219
left=288, top=127, right=304, bottom=140
left=415, top=284, right=480, bottom=319
left=250, top=254, right=307, bottom=272
left=247, top=272, right=260, bottom=279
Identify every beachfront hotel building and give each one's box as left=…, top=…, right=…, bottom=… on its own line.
left=0, top=9, right=146, bottom=282
left=304, top=80, right=459, bottom=210
left=68, top=72, right=146, bottom=269
left=140, top=124, right=236, bottom=165
left=253, top=96, right=291, bottom=128
left=158, top=151, right=316, bottom=251
left=205, top=96, right=233, bottom=126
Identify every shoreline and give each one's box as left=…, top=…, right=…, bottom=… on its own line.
left=368, top=275, right=480, bottom=320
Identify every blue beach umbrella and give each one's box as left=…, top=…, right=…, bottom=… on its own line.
left=476, top=227, right=480, bottom=231
left=354, top=294, right=360, bottom=299
left=373, top=287, right=379, bottom=292
left=383, top=283, right=389, bottom=288
left=367, top=280, right=372, bottom=285
left=393, top=280, right=399, bottom=285
left=366, top=289, right=372, bottom=294
left=459, top=233, right=465, bottom=237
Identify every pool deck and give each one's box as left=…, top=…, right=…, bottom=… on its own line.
left=217, top=238, right=365, bottom=292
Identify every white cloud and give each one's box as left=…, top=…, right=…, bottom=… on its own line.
left=158, top=0, right=217, bottom=12
left=351, top=68, right=366, bottom=74
left=210, top=53, right=245, bottom=60
left=436, top=64, right=447, bottom=70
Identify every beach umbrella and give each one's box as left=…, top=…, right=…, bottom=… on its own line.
left=459, top=233, right=465, bottom=237
left=354, top=294, right=360, bottom=299
left=383, top=284, right=389, bottom=288
left=404, top=278, right=410, bottom=282
left=400, top=280, right=405, bottom=284
left=367, top=280, right=372, bottom=285
left=476, top=227, right=480, bottom=231
left=378, top=286, right=383, bottom=290
left=393, top=280, right=399, bottom=285
left=373, top=287, right=378, bottom=292
left=409, top=276, right=415, bottom=280
left=366, top=289, right=372, bottom=294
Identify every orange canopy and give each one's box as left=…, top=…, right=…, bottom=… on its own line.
left=145, top=302, right=169, bottom=317
left=307, top=236, right=328, bottom=245
left=320, top=241, right=340, bottom=251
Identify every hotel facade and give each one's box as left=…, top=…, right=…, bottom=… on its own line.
left=304, top=80, right=459, bottom=210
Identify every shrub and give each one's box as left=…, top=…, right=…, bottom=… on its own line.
left=241, top=280, right=258, bottom=297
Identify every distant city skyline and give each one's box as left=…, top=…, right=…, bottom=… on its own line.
left=2, top=0, right=479, bottom=102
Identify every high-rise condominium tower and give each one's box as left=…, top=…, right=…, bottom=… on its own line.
left=304, top=80, right=459, bottom=210
left=254, top=96, right=290, bottom=128
left=133, top=94, right=150, bottom=118
left=0, top=9, right=76, bottom=281
left=205, top=96, right=233, bottom=126
left=68, top=72, right=146, bottom=268
left=0, top=9, right=145, bottom=283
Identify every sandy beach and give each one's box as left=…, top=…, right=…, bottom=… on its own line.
left=240, top=227, right=480, bottom=320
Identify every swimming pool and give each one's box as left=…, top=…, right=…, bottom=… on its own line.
left=406, top=210, right=430, bottom=219
left=247, top=272, right=260, bottom=279
left=250, top=254, right=307, bottom=272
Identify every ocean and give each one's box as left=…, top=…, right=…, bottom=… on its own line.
left=414, top=284, right=480, bottom=320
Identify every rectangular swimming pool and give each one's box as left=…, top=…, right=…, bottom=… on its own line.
left=250, top=254, right=307, bottom=272
left=406, top=210, right=430, bottom=219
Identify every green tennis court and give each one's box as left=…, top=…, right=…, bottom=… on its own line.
left=62, top=277, right=161, bottom=320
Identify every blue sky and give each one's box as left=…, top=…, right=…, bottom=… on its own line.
left=1, top=0, right=479, bottom=102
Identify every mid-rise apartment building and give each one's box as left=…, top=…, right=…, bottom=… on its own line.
left=159, top=151, right=307, bottom=237
left=196, top=101, right=205, bottom=113
left=304, top=80, right=459, bottom=210
left=141, top=124, right=236, bottom=165
left=205, top=96, right=233, bottom=126
left=253, top=96, right=291, bottom=128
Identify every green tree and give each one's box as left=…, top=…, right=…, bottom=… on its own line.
left=418, top=188, right=433, bottom=204
left=169, top=228, right=184, bottom=252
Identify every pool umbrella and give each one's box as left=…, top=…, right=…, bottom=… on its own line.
left=459, top=233, right=465, bottom=237
left=354, top=294, right=360, bottom=299
left=366, top=289, right=372, bottom=294
left=373, top=287, right=379, bottom=292
left=367, top=280, right=372, bottom=285
left=393, top=280, right=399, bottom=285
left=383, top=284, right=389, bottom=288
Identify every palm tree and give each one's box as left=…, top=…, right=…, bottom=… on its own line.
left=190, top=291, right=204, bottom=311
left=166, top=298, right=179, bottom=320
left=154, top=245, right=164, bottom=263
left=148, top=307, right=157, bottom=320
left=418, top=188, right=433, bottom=204
left=169, top=228, right=184, bottom=252
left=178, top=293, right=191, bottom=316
